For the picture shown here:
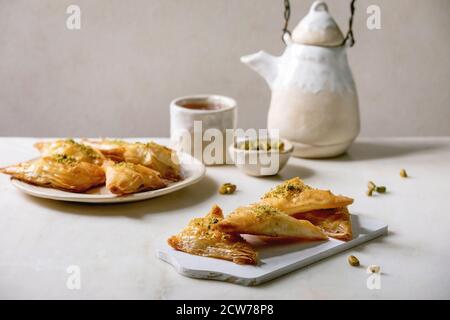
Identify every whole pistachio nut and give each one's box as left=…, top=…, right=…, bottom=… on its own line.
left=219, top=183, right=236, bottom=195
left=400, top=169, right=408, bottom=178
left=348, top=255, right=360, bottom=267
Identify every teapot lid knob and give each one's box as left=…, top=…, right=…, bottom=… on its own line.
left=291, top=1, right=344, bottom=47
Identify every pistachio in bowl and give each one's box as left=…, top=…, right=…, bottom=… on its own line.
left=229, top=138, right=293, bottom=176
left=236, top=139, right=286, bottom=152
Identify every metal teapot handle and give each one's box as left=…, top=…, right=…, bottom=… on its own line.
left=281, top=0, right=357, bottom=47
left=281, top=0, right=292, bottom=45
left=342, top=0, right=356, bottom=47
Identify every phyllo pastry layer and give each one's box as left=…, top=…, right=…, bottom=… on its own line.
left=260, top=177, right=353, bottom=215
left=103, top=160, right=167, bottom=195
left=34, top=139, right=105, bottom=165
left=292, top=207, right=353, bottom=241
left=216, top=204, right=328, bottom=240
left=84, top=140, right=182, bottom=181
left=0, top=155, right=105, bottom=192
left=168, top=205, right=258, bottom=265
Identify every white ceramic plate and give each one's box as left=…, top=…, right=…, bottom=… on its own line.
left=157, top=215, right=387, bottom=286
left=11, top=152, right=206, bottom=204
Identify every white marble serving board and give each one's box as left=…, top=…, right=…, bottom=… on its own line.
left=157, top=215, right=387, bottom=286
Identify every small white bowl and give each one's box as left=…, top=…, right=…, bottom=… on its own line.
left=229, top=138, right=294, bottom=176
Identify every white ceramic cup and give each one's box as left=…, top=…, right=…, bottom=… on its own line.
left=170, top=94, right=237, bottom=165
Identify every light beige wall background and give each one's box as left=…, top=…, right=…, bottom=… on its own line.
left=0, top=0, right=449, bottom=137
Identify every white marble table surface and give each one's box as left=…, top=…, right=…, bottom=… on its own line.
left=0, top=137, right=449, bottom=299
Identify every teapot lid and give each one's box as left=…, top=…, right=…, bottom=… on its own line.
left=291, top=1, right=344, bottom=47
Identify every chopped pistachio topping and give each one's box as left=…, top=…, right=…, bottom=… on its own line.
left=252, top=204, right=284, bottom=217
left=209, top=217, right=219, bottom=224
left=262, top=180, right=310, bottom=199
left=53, top=154, right=77, bottom=164
left=114, top=162, right=136, bottom=169
left=78, top=143, right=101, bottom=159
left=62, top=139, right=100, bottom=159
left=106, top=139, right=127, bottom=146
left=207, top=216, right=220, bottom=229
left=400, top=169, right=408, bottom=178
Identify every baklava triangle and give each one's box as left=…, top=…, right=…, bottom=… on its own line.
left=0, top=155, right=105, bottom=192
left=83, top=140, right=182, bottom=181
left=34, top=139, right=105, bottom=165
left=260, top=177, right=353, bottom=215
left=102, top=160, right=167, bottom=195
left=168, top=205, right=258, bottom=265
left=215, top=204, right=328, bottom=240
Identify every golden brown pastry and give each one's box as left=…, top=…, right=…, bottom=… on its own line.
left=83, top=140, right=182, bottom=181
left=216, top=204, right=328, bottom=240
left=168, top=205, right=258, bottom=265
left=260, top=177, right=353, bottom=215
left=34, top=139, right=105, bottom=165
left=143, top=141, right=182, bottom=181
left=0, top=155, right=105, bottom=192
left=102, top=160, right=167, bottom=195
left=81, top=139, right=127, bottom=162
left=292, top=207, right=353, bottom=241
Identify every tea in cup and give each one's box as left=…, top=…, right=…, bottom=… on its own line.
left=170, top=94, right=237, bottom=165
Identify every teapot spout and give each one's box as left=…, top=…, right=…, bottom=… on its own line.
left=240, top=51, right=279, bottom=87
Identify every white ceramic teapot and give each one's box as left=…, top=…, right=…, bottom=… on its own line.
left=241, top=1, right=359, bottom=158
